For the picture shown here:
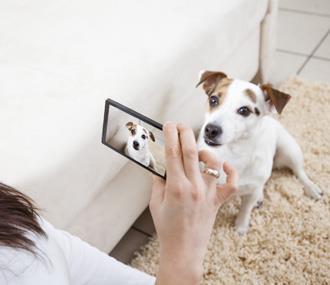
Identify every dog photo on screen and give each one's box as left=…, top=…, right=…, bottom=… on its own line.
left=105, top=105, right=166, bottom=177
left=124, top=121, right=157, bottom=170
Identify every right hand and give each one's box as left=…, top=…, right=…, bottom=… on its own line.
left=150, top=122, right=238, bottom=285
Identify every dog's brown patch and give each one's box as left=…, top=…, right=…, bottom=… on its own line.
left=126, top=122, right=137, bottom=135
left=207, top=78, right=233, bottom=112
left=261, top=84, right=291, bottom=114
left=149, top=131, right=155, bottom=142
left=244, top=89, right=257, bottom=103
left=130, top=127, right=137, bottom=136
left=196, top=71, right=228, bottom=95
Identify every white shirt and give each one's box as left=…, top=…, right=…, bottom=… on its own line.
left=0, top=218, right=155, bottom=285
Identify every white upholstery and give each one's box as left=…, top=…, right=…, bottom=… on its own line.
left=0, top=0, right=276, bottom=251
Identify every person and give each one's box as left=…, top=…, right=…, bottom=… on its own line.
left=0, top=122, right=237, bottom=285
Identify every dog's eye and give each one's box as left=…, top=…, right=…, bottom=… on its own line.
left=209, top=95, right=219, bottom=107
left=237, top=106, right=251, bottom=117
left=141, top=134, right=146, bottom=139
left=131, top=130, right=136, bottom=135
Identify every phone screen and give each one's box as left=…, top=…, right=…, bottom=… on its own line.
left=102, top=99, right=166, bottom=179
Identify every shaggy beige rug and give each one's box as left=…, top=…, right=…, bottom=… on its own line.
left=131, top=77, right=330, bottom=284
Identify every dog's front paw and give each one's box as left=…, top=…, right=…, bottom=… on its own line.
left=235, top=220, right=249, bottom=235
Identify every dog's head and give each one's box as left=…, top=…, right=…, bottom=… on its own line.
left=196, top=70, right=291, bottom=147
left=125, top=122, right=155, bottom=151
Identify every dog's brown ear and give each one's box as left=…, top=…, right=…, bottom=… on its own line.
left=260, top=84, right=291, bottom=114
left=196, top=70, right=228, bottom=95
left=149, top=131, right=155, bottom=142
left=125, top=121, right=134, bottom=130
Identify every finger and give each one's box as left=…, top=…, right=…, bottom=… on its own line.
left=149, top=175, right=165, bottom=210
left=223, top=161, right=238, bottom=187
left=216, top=161, right=238, bottom=205
left=216, top=183, right=237, bottom=205
left=163, top=122, right=185, bottom=178
left=177, top=123, right=199, bottom=180
left=198, top=150, right=221, bottom=185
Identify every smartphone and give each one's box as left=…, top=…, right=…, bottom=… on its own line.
left=102, top=99, right=166, bottom=179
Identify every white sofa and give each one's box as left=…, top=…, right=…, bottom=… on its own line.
left=0, top=0, right=277, bottom=252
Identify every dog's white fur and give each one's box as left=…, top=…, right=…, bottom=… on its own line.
left=125, top=123, right=156, bottom=170
left=197, top=72, right=323, bottom=235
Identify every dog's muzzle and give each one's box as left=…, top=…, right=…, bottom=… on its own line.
left=204, top=123, right=222, bottom=146
left=133, top=141, right=139, bottom=150
left=204, top=138, right=222, bottom=147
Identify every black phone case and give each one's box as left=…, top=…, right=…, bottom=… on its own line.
left=102, top=98, right=166, bottom=179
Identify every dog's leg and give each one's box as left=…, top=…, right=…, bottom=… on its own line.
left=255, top=191, right=264, bottom=208
left=274, top=127, right=323, bottom=199
left=235, top=189, right=262, bottom=235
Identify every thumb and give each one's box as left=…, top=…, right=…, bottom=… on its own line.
left=149, top=175, right=165, bottom=210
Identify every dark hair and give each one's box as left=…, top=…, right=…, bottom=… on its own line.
left=0, top=182, right=46, bottom=254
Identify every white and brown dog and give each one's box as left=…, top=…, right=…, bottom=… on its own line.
left=196, top=71, right=323, bottom=235
left=125, top=122, right=157, bottom=170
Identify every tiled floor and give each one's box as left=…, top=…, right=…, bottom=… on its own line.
left=110, top=0, right=330, bottom=263
left=271, top=0, right=330, bottom=85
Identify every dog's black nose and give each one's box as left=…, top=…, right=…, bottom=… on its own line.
left=133, top=141, right=139, bottom=150
left=205, top=123, right=222, bottom=139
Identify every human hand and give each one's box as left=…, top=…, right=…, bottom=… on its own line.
left=150, top=122, right=238, bottom=285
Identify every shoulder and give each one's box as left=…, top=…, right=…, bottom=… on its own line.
left=0, top=217, right=71, bottom=285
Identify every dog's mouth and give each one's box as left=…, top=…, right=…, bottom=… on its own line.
left=203, top=137, right=222, bottom=147
left=133, top=145, right=140, bottom=151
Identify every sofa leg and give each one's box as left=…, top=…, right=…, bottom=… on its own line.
left=258, top=0, right=279, bottom=84
left=250, top=71, right=262, bottom=84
